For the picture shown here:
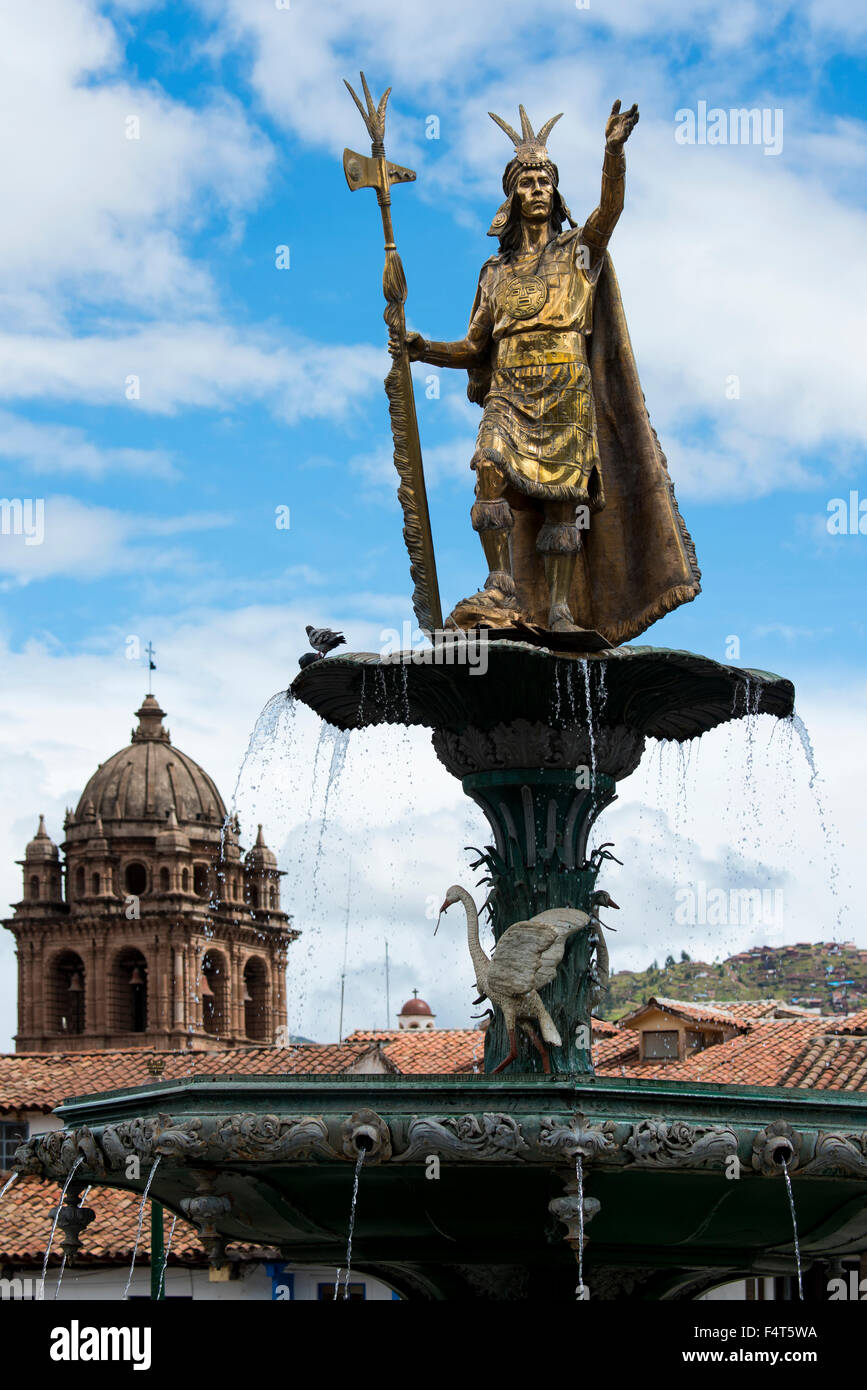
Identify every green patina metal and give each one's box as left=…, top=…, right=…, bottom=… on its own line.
left=13, top=1072, right=867, bottom=1301
left=463, top=767, right=616, bottom=1074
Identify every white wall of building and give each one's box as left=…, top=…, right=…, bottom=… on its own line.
left=7, top=1261, right=398, bottom=1301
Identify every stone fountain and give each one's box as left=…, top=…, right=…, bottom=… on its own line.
left=14, top=78, right=867, bottom=1301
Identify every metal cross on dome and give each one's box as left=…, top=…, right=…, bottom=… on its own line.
left=145, top=641, right=157, bottom=694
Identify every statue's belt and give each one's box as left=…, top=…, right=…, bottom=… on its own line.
left=493, top=330, right=588, bottom=369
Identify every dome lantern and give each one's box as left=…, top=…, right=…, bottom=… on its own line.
left=132, top=694, right=170, bottom=744
left=24, top=815, right=58, bottom=863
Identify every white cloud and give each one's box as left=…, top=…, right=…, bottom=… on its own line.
left=0, top=411, right=176, bottom=479
left=0, top=324, right=385, bottom=421
left=0, top=495, right=230, bottom=585
left=0, top=1, right=272, bottom=323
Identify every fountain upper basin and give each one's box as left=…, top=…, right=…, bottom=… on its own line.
left=291, top=641, right=794, bottom=739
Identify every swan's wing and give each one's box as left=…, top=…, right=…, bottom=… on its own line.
left=529, top=908, right=591, bottom=930
left=488, top=923, right=561, bottom=996
left=531, top=930, right=573, bottom=991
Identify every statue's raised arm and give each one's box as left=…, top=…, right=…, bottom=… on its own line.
left=581, top=99, right=638, bottom=272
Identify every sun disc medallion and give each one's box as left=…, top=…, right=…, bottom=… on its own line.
left=503, top=273, right=548, bottom=319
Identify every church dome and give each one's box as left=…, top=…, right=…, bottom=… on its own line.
left=397, top=990, right=435, bottom=1030
left=71, top=695, right=226, bottom=834
left=400, top=994, right=433, bottom=1017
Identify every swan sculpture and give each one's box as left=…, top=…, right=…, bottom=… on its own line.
left=437, top=886, right=619, bottom=1073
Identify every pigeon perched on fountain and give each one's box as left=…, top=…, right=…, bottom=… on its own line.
left=436, top=886, right=618, bottom=1074
left=306, top=624, right=346, bottom=657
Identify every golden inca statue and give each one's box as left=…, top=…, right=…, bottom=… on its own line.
left=346, top=81, right=701, bottom=646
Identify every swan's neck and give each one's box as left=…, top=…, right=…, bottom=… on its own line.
left=456, top=887, right=490, bottom=984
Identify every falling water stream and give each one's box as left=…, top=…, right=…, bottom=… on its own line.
left=311, top=727, right=351, bottom=907
left=781, top=1158, right=804, bottom=1300
left=579, top=660, right=598, bottom=787
left=0, top=1170, right=18, bottom=1204
left=220, top=692, right=291, bottom=866
left=333, top=1150, right=365, bottom=1300
left=39, top=1156, right=83, bottom=1300
left=158, top=1213, right=178, bottom=1298
left=552, top=659, right=562, bottom=724
left=575, top=1154, right=587, bottom=1299
left=123, top=1156, right=162, bottom=1299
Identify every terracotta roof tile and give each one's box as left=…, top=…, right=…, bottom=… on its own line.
left=594, top=1018, right=830, bottom=1087
left=706, top=999, right=822, bottom=1021
left=831, top=1008, right=867, bottom=1036
left=780, top=1035, right=867, bottom=1091
left=589, top=1017, right=621, bottom=1036
left=616, top=996, right=748, bottom=1031
left=591, top=1032, right=640, bottom=1069
left=0, top=1175, right=204, bottom=1266
left=345, top=1030, right=487, bottom=1074
left=0, top=1045, right=393, bottom=1110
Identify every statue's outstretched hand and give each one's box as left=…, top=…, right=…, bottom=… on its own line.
left=389, top=328, right=426, bottom=361
left=605, top=99, right=639, bottom=150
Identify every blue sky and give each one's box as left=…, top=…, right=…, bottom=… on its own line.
left=0, top=0, right=865, bottom=1045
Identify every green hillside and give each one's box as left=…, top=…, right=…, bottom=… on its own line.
left=599, top=941, right=867, bottom=1021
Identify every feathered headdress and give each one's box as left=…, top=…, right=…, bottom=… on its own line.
left=486, top=105, right=575, bottom=238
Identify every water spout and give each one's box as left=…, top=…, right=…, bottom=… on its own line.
left=575, top=1153, right=587, bottom=1300
left=123, top=1156, right=162, bottom=1300
left=780, top=1157, right=803, bottom=1301
left=39, top=1156, right=83, bottom=1300
left=579, top=660, right=597, bottom=787
left=158, top=1213, right=178, bottom=1299
left=333, top=1150, right=365, bottom=1300
left=218, top=690, right=295, bottom=907
left=312, top=726, right=350, bottom=906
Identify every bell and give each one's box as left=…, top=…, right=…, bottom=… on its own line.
left=242, top=982, right=253, bottom=1004
left=68, top=971, right=83, bottom=993
left=200, top=972, right=215, bottom=998
left=129, top=966, right=145, bottom=986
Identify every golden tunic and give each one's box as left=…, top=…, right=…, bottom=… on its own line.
left=422, top=147, right=626, bottom=505
left=469, top=232, right=603, bottom=502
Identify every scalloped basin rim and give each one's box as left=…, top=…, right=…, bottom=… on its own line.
left=290, top=642, right=795, bottom=740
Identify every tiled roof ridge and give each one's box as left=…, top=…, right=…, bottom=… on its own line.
left=617, top=995, right=749, bottom=1030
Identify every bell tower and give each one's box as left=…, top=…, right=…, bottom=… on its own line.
left=3, top=694, right=298, bottom=1053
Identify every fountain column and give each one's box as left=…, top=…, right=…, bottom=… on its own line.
left=433, top=717, right=644, bottom=1074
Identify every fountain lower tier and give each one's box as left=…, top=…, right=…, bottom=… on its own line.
left=16, top=1075, right=867, bottom=1301
left=292, top=642, right=795, bottom=1074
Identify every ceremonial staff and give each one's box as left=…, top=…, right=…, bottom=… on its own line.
left=343, top=73, right=443, bottom=634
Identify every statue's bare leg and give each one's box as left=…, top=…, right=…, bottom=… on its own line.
left=490, top=1027, right=519, bottom=1074
left=537, top=499, right=582, bottom=632
left=470, top=460, right=517, bottom=608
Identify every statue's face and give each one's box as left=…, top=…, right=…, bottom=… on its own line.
left=514, top=167, right=554, bottom=222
